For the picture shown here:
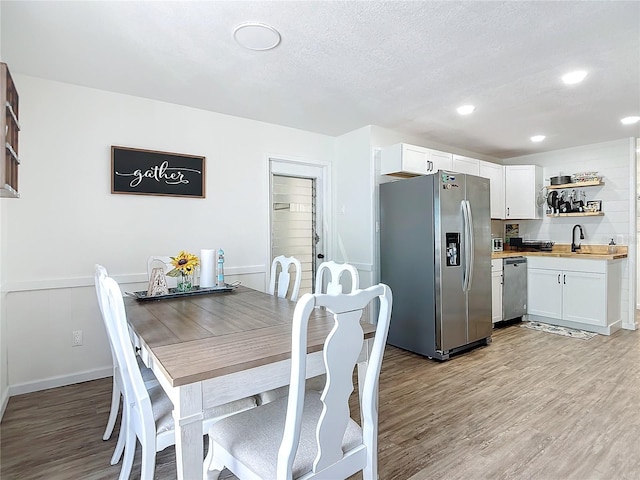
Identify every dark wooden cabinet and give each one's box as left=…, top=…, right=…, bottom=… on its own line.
left=1, top=62, right=19, bottom=198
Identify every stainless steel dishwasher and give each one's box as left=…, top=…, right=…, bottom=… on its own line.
left=502, top=257, right=527, bottom=321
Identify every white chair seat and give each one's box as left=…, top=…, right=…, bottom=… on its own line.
left=209, top=391, right=362, bottom=479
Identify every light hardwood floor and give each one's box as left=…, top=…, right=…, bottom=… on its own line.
left=2, top=321, right=640, bottom=479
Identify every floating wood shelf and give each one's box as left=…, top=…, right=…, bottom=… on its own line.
left=546, top=212, right=605, bottom=217
left=547, top=180, right=604, bottom=189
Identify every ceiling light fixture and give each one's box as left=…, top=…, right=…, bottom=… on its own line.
left=530, top=135, right=546, bottom=143
left=456, top=105, right=475, bottom=115
left=233, top=22, right=281, bottom=51
left=620, top=116, right=640, bottom=125
left=562, top=70, right=588, bottom=85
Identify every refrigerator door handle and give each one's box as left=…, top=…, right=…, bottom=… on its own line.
left=465, top=200, right=475, bottom=291
left=462, top=200, right=474, bottom=292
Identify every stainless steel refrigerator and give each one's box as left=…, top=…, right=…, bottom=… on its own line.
left=380, top=171, right=492, bottom=360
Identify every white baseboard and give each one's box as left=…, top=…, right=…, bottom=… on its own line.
left=0, top=388, right=9, bottom=421
left=7, top=367, right=112, bottom=397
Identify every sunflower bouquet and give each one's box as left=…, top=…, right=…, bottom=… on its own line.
left=167, top=251, right=200, bottom=291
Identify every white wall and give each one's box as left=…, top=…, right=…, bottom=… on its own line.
left=0, top=176, right=7, bottom=418
left=0, top=7, right=10, bottom=416
left=3, top=75, right=335, bottom=395
left=506, top=138, right=636, bottom=329
left=637, top=139, right=640, bottom=307
left=334, top=126, right=376, bottom=287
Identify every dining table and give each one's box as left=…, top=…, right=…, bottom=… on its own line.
left=124, top=285, right=377, bottom=480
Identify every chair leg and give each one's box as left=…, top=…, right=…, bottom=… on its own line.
left=103, top=377, right=121, bottom=440
left=139, top=441, right=156, bottom=480
left=110, top=404, right=127, bottom=465
left=203, top=436, right=222, bottom=480
left=119, top=425, right=136, bottom=480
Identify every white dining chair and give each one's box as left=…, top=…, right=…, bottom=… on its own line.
left=205, top=283, right=393, bottom=480
left=257, top=260, right=358, bottom=407
left=146, top=255, right=177, bottom=288
left=94, top=264, right=159, bottom=465
left=269, top=255, right=302, bottom=301
left=315, top=260, right=360, bottom=294
left=97, top=271, right=258, bottom=480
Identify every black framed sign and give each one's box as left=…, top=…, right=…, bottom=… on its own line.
left=111, top=146, right=205, bottom=198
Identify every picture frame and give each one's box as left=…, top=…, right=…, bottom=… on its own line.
left=586, top=200, right=602, bottom=212
left=111, top=146, right=205, bottom=198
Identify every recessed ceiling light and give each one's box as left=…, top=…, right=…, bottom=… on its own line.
left=621, top=116, right=640, bottom=125
left=531, top=135, right=546, bottom=143
left=233, top=22, right=281, bottom=51
left=456, top=105, right=475, bottom=115
left=562, top=70, right=588, bottom=85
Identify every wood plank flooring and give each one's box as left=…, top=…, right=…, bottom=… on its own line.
left=2, top=321, right=640, bottom=479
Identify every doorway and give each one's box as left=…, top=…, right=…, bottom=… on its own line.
left=269, top=159, right=328, bottom=297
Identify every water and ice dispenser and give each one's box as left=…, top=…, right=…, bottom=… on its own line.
left=446, top=232, right=460, bottom=267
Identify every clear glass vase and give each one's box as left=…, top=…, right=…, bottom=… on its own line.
left=177, top=272, right=194, bottom=292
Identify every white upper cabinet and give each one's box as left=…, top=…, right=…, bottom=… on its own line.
left=381, top=143, right=452, bottom=177
left=479, top=160, right=505, bottom=219
left=429, top=149, right=453, bottom=172
left=452, top=154, right=480, bottom=176
left=381, top=143, right=429, bottom=176
left=504, top=165, right=543, bottom=219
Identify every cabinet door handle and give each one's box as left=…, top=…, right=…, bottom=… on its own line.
left=563, top=274, right=566, bottom=284
left=557, top=274, right=561, bottom=284
left=507, top=207, right=510, bottom=217
left=428, top=160, right=433, bottom=172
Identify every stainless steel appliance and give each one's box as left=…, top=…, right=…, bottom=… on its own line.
left=380, top=171, right=492, bottom=360
left=502, top=256, right=527, bottom=321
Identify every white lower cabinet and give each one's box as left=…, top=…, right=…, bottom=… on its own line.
left=527, top=257, right=622, bottom=334
left=491, top=259, right=503, bottom=324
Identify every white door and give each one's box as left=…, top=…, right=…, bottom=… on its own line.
left=269, top=159, right=328, bottom=296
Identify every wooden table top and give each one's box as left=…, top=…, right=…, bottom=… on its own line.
left=125, top=286, right=376, bottom=387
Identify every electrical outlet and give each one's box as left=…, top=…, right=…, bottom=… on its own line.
left=72, top=330, right=83, bottom=347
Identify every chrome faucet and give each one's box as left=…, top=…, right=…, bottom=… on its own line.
left=571, top=224, right=584, bottom=252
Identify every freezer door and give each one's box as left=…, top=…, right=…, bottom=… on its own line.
left=436, top=172, right=468, bottom=351
left=465, top=174, right=493, bottom=343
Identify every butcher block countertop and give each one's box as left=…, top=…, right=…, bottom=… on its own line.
left=492, top=243, right=628, bottom=261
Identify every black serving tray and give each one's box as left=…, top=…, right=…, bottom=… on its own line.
left=130, top=284, right=235, bottom=301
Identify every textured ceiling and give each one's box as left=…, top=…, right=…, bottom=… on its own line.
left=1, top=1, right=639, bottom=159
